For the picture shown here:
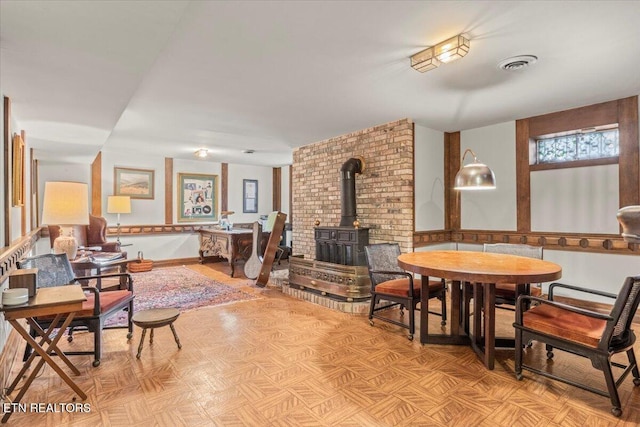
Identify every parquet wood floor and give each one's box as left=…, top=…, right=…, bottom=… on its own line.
left=3, top=262, right=640, bottom=426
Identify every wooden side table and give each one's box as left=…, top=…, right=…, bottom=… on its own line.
left=1, top=285, right=87, bottom=423
left=132, top=308, right=182, bottom=358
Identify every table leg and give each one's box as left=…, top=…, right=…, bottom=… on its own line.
left=136, top=328, right=147, bottom=358
left=450, top=280, right=461, bottom=336
left=27, top=318, right=81, bottom=375
left=3, top=314, right=86, bottom=423
left=472, top=283, right=483, bottom=346
left=170, top=324, right=182, bottom=349
left=483, top=282, right=496, bottom=370
left=6, top=314, right=65, bottom=395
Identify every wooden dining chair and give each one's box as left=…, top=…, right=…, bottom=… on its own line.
left=365, top=244, right=446, bottom=341
left=18, top=253, right=134, bottom=367
left=514, top=276, right=640, bottom=417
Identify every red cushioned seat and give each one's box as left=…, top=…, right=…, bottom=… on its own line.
left=376, top=278, right=443, bottom=298
left=522, top=303, right=605, bottom=348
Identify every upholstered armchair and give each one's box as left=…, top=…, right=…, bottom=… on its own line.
left=48, top=214, right=121, bottom=253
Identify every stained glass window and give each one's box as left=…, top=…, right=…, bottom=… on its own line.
left=535, top=129, right=619, bottom=164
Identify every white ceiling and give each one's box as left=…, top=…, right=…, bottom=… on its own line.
left=1, top=1, right=639, bottom=167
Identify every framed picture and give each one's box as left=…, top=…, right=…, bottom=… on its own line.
left=178, top=173, right=218, bottom=222
left=114, top=167, right=154, bottom=199
left=243, top=179, right=258, bottom=213
left=12, top=133, right=25, bottom=207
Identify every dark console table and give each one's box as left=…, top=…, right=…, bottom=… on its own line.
left=198, top=229, right=269, bottom=277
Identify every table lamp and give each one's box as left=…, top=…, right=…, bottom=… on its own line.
left=41, top=181, right=89, bottom=260
left=107, top=195, right=131, bottom=244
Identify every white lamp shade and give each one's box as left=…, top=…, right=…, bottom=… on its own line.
left=107, top=196, right=132, bottom=214
left=41, top=181, right=89, bottom=225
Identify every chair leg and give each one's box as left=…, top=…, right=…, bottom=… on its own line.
left=627, top=348, right=640, bottom=386
left=22, top=328, right=36, bottom=362
left=126, top=300, right=134, bottom=340
left=600, top=356, right=623, bottom=417
left=514, top=329, right=524, bottom=380
left=92, top=321, right=102, bottom=367
left=368, top=294, right=377, bottom=325
left=407, top=300, right=415, bottom=341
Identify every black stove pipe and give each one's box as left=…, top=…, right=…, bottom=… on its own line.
left=339, top=157, right=364, bottom=227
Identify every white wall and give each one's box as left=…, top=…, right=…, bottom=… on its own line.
left=101, top=151, right=167, bottom=225
left=228, top=163, right=273, bottom=224
left=460, top=121, right=517, bottom=230
left=414, top=124, right=445, bottom=231
left=531, top=164, right=619, bottom=233
left=39, top=149, right=280, bottom=261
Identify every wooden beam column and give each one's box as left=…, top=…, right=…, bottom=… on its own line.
left=515, top=119, right=531, bottom=232
left=618, top=96, right=640, bottom=207
left=165, top=157, right=173, bottom=224
left=221, top=163, right=228, bottom=212
left=273, top=167, right=281, bottom=211
left=3, top=96, right=11, bottom=246
left=444, top=132, right=461, bottom=231
left=91, top=151, right=102, bottom=215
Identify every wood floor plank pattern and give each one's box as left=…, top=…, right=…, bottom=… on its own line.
left=3, top=262, right=640, bottom=426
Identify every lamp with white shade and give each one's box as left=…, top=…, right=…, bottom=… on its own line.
left=107, top=195, right=131, bottom=244
left=41, top=181, right=89, bottom=260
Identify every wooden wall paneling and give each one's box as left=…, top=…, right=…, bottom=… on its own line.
left=221, top=163, right=228, bottom=212
left=618, top=96, right=640, bottom=207
left=20, top=131, right=26, bottom=236
left=515, top=119, right=531, bottom=232
left=273, top=167, right=281, bottom=211
left=91, top=151, right=102, bottom=215
left=444, top=132, right=461, bottom=230
left=32, top=157, right=39, bottom=228
left=3, top=96, right=11, bottom=246
left=165, top=157, right=173, bottom=224
left=528, top=99, right=618, bottom=137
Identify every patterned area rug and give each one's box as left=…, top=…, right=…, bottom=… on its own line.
left=106, top=266, right=257, bottom=326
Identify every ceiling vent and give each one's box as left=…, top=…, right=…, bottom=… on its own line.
left=498, top=55, right=538, bottom=71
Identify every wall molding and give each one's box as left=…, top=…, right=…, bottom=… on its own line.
left=0, top=228, right=41, bottom=284
left=413, top=229, right=639, bottom=255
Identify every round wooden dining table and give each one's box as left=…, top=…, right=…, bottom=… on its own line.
left=398, top=250, right=562, bottom=370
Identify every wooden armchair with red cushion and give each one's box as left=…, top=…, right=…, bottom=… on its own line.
left=365, top=243, right=447, bottom=341
left=17, top=253, right=134, bottom=367
left=514, top=277, right=640, bottom=417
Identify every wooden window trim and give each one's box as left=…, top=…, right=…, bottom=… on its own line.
left=516, top=96, right=639, bottom=232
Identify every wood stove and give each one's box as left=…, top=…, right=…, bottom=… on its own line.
left=288, top=157, right=371, bottom=301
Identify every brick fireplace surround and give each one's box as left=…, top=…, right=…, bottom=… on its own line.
left=292, top=118, right=416, bottom=259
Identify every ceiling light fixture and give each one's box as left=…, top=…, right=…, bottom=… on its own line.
left=411, top=34, right=470, bottom=73
left=454, top=149, right=496, bottom=191
left=195, top=148, right=208, bottom=158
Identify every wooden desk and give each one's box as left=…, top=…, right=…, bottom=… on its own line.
left=198, top=229, right=269, bottom=277
left=1, top=285, right=87, bottom=423
left=398, top=251, right=562, bottom=370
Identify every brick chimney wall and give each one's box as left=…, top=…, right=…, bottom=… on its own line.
left=292, top=118, right=415, bottom=259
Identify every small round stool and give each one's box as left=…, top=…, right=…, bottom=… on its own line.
left=132, top=308, right=182, bottom=358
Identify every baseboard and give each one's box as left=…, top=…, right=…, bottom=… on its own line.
left=551, top=294, right=640, bottom=326
left=0, top=326, right=23, bottom=400
left=152, top=257, right=202, bottom=268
